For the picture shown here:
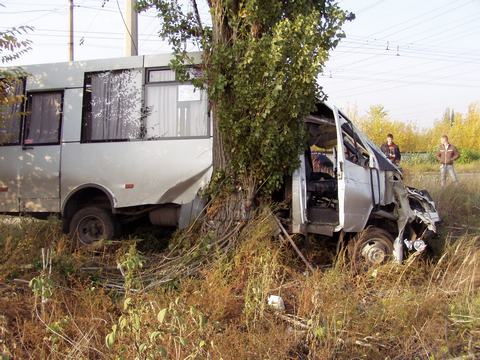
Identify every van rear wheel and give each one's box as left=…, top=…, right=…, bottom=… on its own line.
left=349, top=227, right=394, bottom=272
left=69, top=206, right=119, bottom=246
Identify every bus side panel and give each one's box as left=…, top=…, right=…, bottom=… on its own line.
left=19, top=145, right=61, bottom=212
left=60, top=138, right=213, bottom=210
left=0, top=147, right=21, bottom=212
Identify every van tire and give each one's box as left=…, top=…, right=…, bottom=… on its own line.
left=349, top=226, right=394, bottom=273
left=69, top=206, right=119, bottom=246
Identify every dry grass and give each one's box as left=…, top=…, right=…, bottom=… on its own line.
left=0, top=175, right=479, bottom=359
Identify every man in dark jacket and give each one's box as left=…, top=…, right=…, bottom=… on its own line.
left=436, top=135, right=460, bottom=186
left=380, top=133, right=401, bottom=165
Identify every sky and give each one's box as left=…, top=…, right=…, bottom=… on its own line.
left=1, top=0, right=479, bottom=129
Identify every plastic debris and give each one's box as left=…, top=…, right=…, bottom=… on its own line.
left=267, top=295, right=285, bottom=311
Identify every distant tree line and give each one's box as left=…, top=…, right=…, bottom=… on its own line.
left=348, top=103, right=480, bottom=162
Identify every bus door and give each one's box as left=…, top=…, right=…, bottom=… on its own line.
left=19, top=91, right=63, bottom=212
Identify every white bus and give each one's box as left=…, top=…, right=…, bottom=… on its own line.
left=1, top=54, right=211, bottom=244
left=1, top=54, right=440, bottom=266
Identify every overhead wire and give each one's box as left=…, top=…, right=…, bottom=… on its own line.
left=115, top=0, right=137, bottom=53
left=365, top=0, right=470, bottom=39
left=355, top=0, right=389, bottom=15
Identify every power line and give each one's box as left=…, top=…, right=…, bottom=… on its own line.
left=345, top=34, right=480, bottom=54
left=0, top=8, right=65, bottom=14
left=320, top=73, right=479, bottom=89
left=355, top=0, right=389, bottom=15
left=73, top=4, right=157, bottom=18
left=323, top=45, right=480, bottom=97
left=366, top=0, right=470, bottom=39
left=377, top=0, right=475, bottom=40
left=326, top=60, right=480, bottom=97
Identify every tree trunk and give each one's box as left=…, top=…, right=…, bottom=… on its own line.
left=209, top=0, right=236, bottom=172
left=211, top=104, right=228, bottom=172
left=202, top=0, right=257, bottom=236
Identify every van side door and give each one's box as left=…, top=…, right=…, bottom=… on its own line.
left=335, top=112, right=374, bottom=232
left=19, top=91, right=63, bottom=212
left=0, top=78, right=24, bottom=212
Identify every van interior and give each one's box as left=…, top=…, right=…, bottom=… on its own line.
left=305, top=105, right=338, bottom=227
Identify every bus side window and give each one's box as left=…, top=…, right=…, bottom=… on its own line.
left=24, top=91, right=63, bottom=145
left=82, top=69, right=143, bottom=142
left=0, top=77, right=25, bottom=146
left=144, top=69, right=209, bottom=139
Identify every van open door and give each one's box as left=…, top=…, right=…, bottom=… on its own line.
left=292, top=104, right=339, bottom=236
left=335, top=111, right=375, bottom=233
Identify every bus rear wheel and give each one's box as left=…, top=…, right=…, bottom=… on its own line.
left=69, top=206, right=119, bottom=246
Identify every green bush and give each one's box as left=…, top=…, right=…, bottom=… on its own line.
left=457, top=148, right=480, bottom=164
left=403, top=149, right=480, bottom=165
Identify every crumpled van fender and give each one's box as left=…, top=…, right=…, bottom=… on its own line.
left=391, top=183, right=440, bottom=262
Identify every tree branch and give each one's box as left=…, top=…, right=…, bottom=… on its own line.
left=190, top=0, right=203, bottom=34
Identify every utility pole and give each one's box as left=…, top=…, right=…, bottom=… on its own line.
left=69, top=0, right=74, bottom=61
left=124, top=0, right=138, bottom=56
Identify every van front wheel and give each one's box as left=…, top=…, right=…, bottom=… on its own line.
left=69, top=206, right=119, bottom=246
left=349, top=227, right=394, bottom=272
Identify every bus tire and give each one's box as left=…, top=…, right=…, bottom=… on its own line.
left=69, top=206, right=119, bottom=246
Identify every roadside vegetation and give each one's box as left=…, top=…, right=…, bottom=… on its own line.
left=350, top=103, right=480, bottom=155
left=0, top=173, right=478, bottom=359
left=402, top=159, right=480, bottom=175
left=0, top=2, right=478, bottom=358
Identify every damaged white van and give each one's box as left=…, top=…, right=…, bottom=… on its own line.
left=0, top=54, right=439, bottom=266
left=289, top=103, right=440, bottom=267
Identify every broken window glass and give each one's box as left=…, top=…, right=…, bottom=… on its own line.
left=341, top=122, right=370, bottom=166
left=82, top=69, right=143, bottom=142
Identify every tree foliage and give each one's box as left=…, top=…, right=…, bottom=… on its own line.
left=137, top=0, right=353, bottom=194
left=0, top=25, right=33, bottom=66
left=0, top=7, right=32, bottom=140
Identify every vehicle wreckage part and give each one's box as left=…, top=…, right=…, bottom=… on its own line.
left=267, top=295, right=285, bottom=311
left=404, top=239, right=427, bottom=252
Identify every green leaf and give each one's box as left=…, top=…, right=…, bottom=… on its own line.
left=198, top=314, right=207, bottom=329
left=158, top=346, right=167, bottom=358
left=179, top=337, right=187, bottom=347
left=149, top=331, right=162, bottom=342
left=123, top=297, right=132, bottom=310
left=157, top=308, right=167, bottom=324
left=314, top=326, right=326, bottom=339
left=105, top=332, right=115, bottom=349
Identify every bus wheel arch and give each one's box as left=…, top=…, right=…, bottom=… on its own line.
left=62, top=185, right=118, bottom=243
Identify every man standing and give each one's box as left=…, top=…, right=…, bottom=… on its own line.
left=436, top=135, right=460, bottom=186
left=380, top=133, right=401, bottom=165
